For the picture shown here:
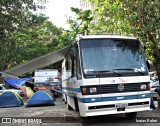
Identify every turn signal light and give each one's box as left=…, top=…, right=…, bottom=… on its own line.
left=82, top=87, right=87, bottom=94
left=54, top=76, right=61, bottom=79
left=148, top=84, right=151, bottom=90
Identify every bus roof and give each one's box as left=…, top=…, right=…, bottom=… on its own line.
left=35, top=69, right=58, bottom=72
left=79, top=35, right=138, bottom=40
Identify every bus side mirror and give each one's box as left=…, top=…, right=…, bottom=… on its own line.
left=70, top=47, right=77, bottom=60
left=146, top=60, right=151, bottom=70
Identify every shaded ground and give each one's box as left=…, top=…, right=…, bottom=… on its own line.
left=0, top=97, right=160, bottom=126
left=0, top=98, right=80, bottom=118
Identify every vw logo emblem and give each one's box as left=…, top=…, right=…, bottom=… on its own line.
left=118, top=84, right=124, bottom=91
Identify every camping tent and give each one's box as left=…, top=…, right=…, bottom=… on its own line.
left=0, top=91, right=24, bottom=108
left=5, top=77, right=32, bottom=89
left=26, top=90, right=55, bottom=107
left=42, top=89, right=54, bottom=97
left=19, top=86, right=34, bottom=98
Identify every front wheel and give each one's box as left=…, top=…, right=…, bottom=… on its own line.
left=64, top=94, right=67, bottom=104
left=81, top=117, right=89, bottom=126
left=125, top=112, right=137, bottom=119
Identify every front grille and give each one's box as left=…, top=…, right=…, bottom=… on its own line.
left=100, top=83, right=149, bottom=94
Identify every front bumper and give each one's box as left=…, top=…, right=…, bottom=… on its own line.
left=78, top=98, right=150, bottom=117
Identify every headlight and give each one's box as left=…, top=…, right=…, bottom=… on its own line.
left=141, top=84, right=147, bottom=89
left=89, top=87, right=97, bottom=93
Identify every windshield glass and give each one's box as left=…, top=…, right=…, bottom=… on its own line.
left=79, top=38, right=148, bottom=76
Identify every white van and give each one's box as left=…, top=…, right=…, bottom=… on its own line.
left=34, top=69, right=60, bottom=85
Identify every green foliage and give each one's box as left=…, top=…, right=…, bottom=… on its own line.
left=11, top=13, right=63, bottom=67
left=0, top=0, right=63, bottom=70
left=88, top=0, right=160, bottom=63
left=0, top=1, right=95, bottom=72
left=67, top=7, right=94, bottom=39
left=0, top=0, right=36, bottom=70
left=46, top=30, right=72, bottom=52
left=14, top=41, right=48, bottom=65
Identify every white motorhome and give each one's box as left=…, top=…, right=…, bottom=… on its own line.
left=62, top=35, right=150, bottom=121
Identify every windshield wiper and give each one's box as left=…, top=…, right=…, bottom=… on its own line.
left=94, top=70, right=122, bottom=76
left=113, top=68, right=144, bottom=75
left=113, top=68, right=134, bottom=71
left=94, top=70, right=111, bottom=73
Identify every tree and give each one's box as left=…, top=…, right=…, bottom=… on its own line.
left=11, top=13, right=63, bottom=66
left=87, top=0, right=160, bottom=82
left=67, top=7, right=94, bottom=39
left=0, top=0, right=49, bottom=71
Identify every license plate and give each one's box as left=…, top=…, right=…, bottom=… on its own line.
left=115, top=103, right=128, bottom=108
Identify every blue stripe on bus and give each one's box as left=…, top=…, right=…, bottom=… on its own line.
left=62, top=87, right=81, bottom=92
left=78, top=93, right=150, bottom=103
left=138, top=93, right=150, bottom=99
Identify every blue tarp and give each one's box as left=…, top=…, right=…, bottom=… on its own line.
left=0, top=91, right=24, bottom=108
left=5, top=77, right=32, bottom=89
left=26, top=90, right=55, bottom=107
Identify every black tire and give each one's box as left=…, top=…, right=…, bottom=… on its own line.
left=81, top=117, right=89, bottom=126
left=74, top=97, right=79, bottom=112
left=125, top=112, right=137, bottom=119
left=64, top=94, right=67, bottom=104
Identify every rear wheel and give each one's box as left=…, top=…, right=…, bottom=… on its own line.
left=125, top=112, right=137, bottom=119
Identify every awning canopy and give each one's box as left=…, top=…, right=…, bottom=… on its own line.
left=4, top=46, right=70, bottom=76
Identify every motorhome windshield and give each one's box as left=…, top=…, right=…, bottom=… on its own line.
left=79, top=38, right=148, bottom=77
